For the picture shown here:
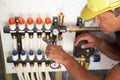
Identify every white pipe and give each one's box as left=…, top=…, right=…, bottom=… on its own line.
left=23, top=66, right=28, bottom=80
left=19, top=63, right=25, bottom=80
left=45, top=64, right=51, bottom=80
left=34, top=62, right=40, bottom=80
left=38, top=63, right=43, bottom=80
left=13, top=38, right=17, bottom=50
left=15, top=66, right=21, bottom=80
left=38, top=38, right=41, bottom=49
left=15, top=64, right=25, bottom=80
left=30, top=64, right=35, bottom=80
left=23, top=64, right=30, bottom=80
left=30, top=38, right=33, bottom=50
left=22, top=38, right=25, bottom=50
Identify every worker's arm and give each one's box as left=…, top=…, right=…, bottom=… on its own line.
left=74, top=33, right=120, bottom=60
left=45, top=45, right=101, bottom=80
left=98, top=39, right=120, bottom=60
left=63, top=55, right=101, bottom=80
left=105, top=63, right=120, bottom=80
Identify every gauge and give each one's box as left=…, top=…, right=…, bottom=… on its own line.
left=50, top=62, right=60, bottom=69
left=52, top=28, right=59, bottom=35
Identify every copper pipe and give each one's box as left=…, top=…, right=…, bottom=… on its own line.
left=75, top=57, right=86, bottom=61
left=66, top=26, right=100, bottom=32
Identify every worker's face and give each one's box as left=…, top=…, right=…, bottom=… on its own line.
left=94, top=11, right=120, bottom=34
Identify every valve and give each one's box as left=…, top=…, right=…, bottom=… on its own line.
left=9, top=17, right=16, bottom=30
left=50, top=61, right=60, bottom=69
left=27, top=17, right=34, bottom=30
left=12, top=50, right=18, bottom=61
left=37, top=49, right=43, bottom=60
left=43, top=17, right=52, bottom=44
left=36, top=17, right=43, bottom=38
left=18, top=17, right=25, bottom=30
left=73, top=40, right=95, bottom=68
left=36, top=17, right=43, bottom=30
left=20, top=50, right=26, bottom=61
left=29, top=50, right=34, bottom=61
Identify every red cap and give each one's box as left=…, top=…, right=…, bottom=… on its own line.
left=36, top=17, right=42, bottom=24
left=9, top=17, right=15, bottom=25
left=45, top=17, right=51, bottom=24
left=27, top=17, right=34, bottom=25
left=18, top=17, right=25, bottom=25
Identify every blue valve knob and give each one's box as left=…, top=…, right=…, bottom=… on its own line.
left=29, top=50, right=34, bottom=55
left=37, top=50, right=42, bottom=55
left=20, top=50, right=26, bottom=55
left=37, top=49, right=42, bottom=60
left=12, top=50, right=18, bottom=56
left=12, top=50, right=18, bottom=61
left=20, top=50, right=26, bottom=61
left=29, top=50, right=35, bottom=60
left=93, top=55, right=100, bottom=62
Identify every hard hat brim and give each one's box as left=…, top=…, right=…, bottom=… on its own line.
left=81, top=4, right=120, bottom=20
left=81, top=5, right=105, bottom=20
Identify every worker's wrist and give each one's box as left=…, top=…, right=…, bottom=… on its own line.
left=62, top=56, right=77, bottom=68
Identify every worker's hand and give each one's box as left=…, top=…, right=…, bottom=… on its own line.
left=74, top=33, right=103, bottom=48
left=45, top=45, right=73, bottom=65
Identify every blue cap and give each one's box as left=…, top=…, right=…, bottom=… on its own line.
left=93, top=55, right=101, bottom=62
left=37, top=50, right=42, bottom=55
left=20, top=50, right=26, bottom=55
left=29, top=50, right=34, bottom=55
left=12, top=50, right=18, bottom=56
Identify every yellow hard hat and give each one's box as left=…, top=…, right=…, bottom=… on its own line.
left=81, top=0, right=120, bottom=20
